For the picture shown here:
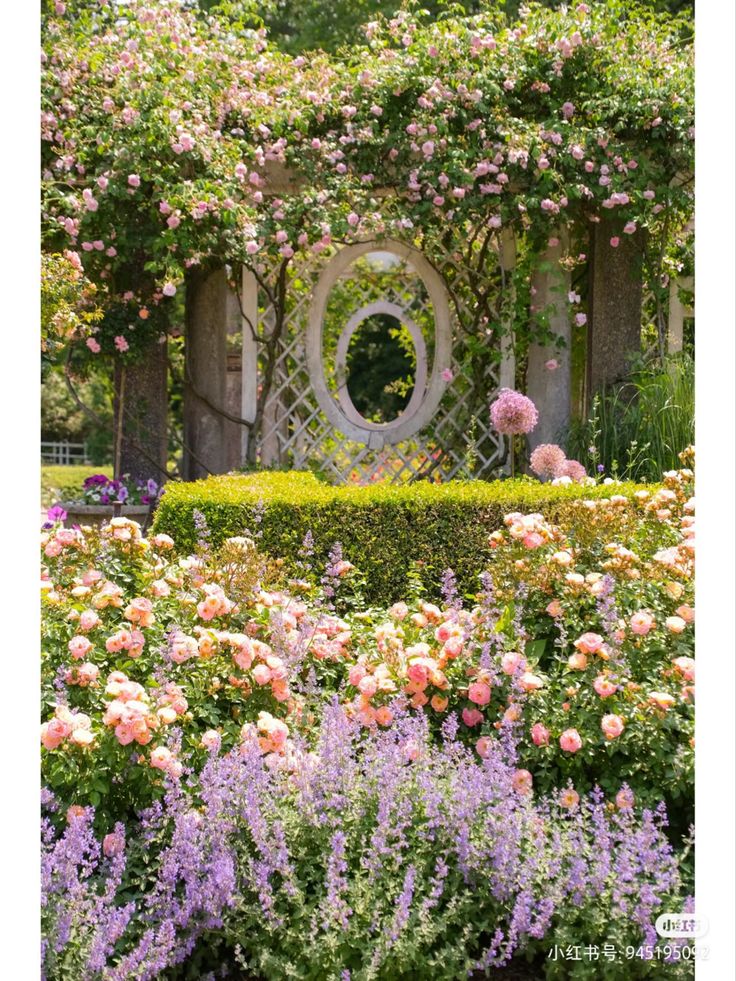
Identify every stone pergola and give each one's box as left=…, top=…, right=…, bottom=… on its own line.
left=110, top=163, right=689, bottom=485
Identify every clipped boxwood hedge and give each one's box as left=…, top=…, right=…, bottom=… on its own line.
left=153, top=471, right=650, bottom=605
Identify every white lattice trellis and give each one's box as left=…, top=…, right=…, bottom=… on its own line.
left=242, top=237, right=513, bottom=484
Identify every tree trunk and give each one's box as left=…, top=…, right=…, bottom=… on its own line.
left=183, top=267, right=229, bottom=480
left=113, top=338, right=168, bottom=485
left=587, top=217, right=645, bottom=400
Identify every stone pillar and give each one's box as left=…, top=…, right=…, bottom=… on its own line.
left=241, top=267, right=259, bottom=464
left=183, top=267, right=229, bottom=479
left=667, top=275, right=693, bottom=354
left=113, top=338, right=168, bottom=484
left=497, top=229, right=517, bottom=475
left=526, top=235, right=571, bottom=450
left=587, top=217, right=644, bottom=396
left=498, top=228, right=516, bottom=392
left=222, top=285, right=246, bottom=472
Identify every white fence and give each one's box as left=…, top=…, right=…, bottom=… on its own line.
left=41, top=442, right=89, bottom=465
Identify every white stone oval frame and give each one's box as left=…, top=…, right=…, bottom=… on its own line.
left=307, top=240, right=453, bottom=448
left=333, top=300, right=428, bottom=430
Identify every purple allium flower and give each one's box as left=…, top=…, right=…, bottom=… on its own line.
left=559, top=458, right=587, bottom=482
left=529, top=443, right=566, bottom=479
left=490, top=388, right=539, bottom=436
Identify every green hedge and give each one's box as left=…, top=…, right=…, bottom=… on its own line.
left=41, top=465, right=112, bottom=509
left=152, top=471, right=651, bottom=605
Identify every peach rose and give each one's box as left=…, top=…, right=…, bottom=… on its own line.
left=672, top=656, right=695, bottom=682
left=574, top=632, right=604, bottom=655
left=475, top=736, right=493, bottom=759
left=559, top=788, right=580, bottom=810
left=388, top=602, right=409, bottom=620
left=375, top=706, right=394, bottom=726
left=630, top=611, right=655, bottom=635
left=665, top=616, right=686, bottom=634
left=546, top=599, right=563, bottom=617
left=616, top=787, right=635, bottom=810
left=150, top=746, right=174, bottom=770
left=512, top=769, right=533, bottom=795
left=567, top=652, right=588, bottom=671
left=520, top=671, right=544, bottom=692
left=648, top=690, right=676, bottom=710
left=675, top=604, right=694, bottom=623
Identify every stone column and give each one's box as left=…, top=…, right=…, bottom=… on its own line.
left=498, top=228, right=516, bottom=392
left=587, top=217, right=645, bottom=396
left=113, top=338, right=168, bottom=484
left=183, top=266, right=229, bottom=479
left=526, top=235, right=572, bottom=450
left=497, top=229, right=517, bottom=475
left=222, top=284, right=246, bottom=472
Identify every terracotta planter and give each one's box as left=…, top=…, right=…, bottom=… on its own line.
left=60, top=503, right=155, bottom=529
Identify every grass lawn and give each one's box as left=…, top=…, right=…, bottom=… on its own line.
left=41, top=465, right=111, bottom=508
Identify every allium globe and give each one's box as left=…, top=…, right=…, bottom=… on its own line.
left=560, top=459, right=587, bottom=482
left=529, top=443, right=566, bottom=479
left=489, top=388, right=539, bottom=436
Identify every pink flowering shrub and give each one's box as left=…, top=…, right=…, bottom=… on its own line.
left=40, top=455, right=696, bottom=977
left=41, top=456, right=694, bottom=835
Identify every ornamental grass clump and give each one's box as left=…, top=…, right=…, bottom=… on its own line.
left=41, top=705, right=693, bottom=981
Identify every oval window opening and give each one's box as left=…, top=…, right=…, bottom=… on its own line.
left=344, top=313, right=415, bottom=424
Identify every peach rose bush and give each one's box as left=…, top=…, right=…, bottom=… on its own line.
left=41, top=455, right=696, bottom=979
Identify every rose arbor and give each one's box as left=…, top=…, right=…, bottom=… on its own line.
left=42, top=0, right=694, bottom=484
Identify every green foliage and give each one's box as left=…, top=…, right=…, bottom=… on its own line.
left=152, top=471, right=651, bottom=604
left=41, top=253, right=102, bottom=365
left=568, top=356, right=694, bottom=482
left=252, top=0, right=693, bottom=55
left=41, top=369, right=114, bottom=465
left=41, top=465, right=112, bottom=509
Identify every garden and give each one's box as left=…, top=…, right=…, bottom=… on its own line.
left=40, top=0, right=700, bottom=978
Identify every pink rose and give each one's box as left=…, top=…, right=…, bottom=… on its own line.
left=501, top=651, right=524, bottom=675
left=575, top=632, right=604, bottom=654
left=531, top=722, right=550, bottom=746
left=475, top=736, right=493, bottom=759
left=630, top=611, right=655, bottom=636
left=68, top=635, right=93, bottom=660
left=127, top=174, right=140, bottom=188
left=512, top=769, right=533, bottom=794
left=462, top=707, right=484, bottom=727
left=467, top=681, right=491, bottom=707
left=601, top=714, right=625, bottom=740
left=559, top=728, right=583, bottom=753
left=593, top=675, right=617, bottom=698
